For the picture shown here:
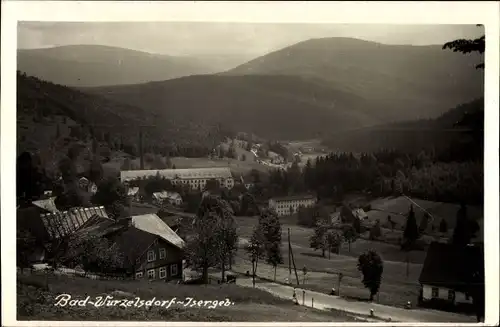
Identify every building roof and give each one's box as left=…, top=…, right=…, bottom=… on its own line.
left=32, top=197, right=59, bottom=214
left=120, top=167, right=232, bottom=182
left=40, top=206, right=109, bottom=239
left=419, top=242, right=484, bottom=292
left=152, top=191, right=182, bottom=201
left=73, top=215, right=119, bottom=239
left=127, top=187, right=139, bottom=196
left=353, top=208, right=368, bottom=219
left=131, top=214, right=185, bottom=249
left=270, top=194, right=317, bottom=202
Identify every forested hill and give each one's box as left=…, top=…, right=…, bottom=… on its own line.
left=17, top=45, right=223, bottom=87
left=224, top=37, right=484, bottom=122
left=322, top=98, right=484, bottom=161
left=16, top=72, right=230, bottom=165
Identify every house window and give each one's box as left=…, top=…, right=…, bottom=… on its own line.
left=448, top=290, right=455, bottom=301
left=159, top=267, right=167, bottom=279
left=147, top=250, right=155, bottom=262
left=466, top=293, right=470, bottom=301
left=431, top=287, right=439, bottom=298
left=135, top=272, right=143, bottom=279
left=147, top=269, right=155, bottom=280
left=159, top=248, right=166, bottom=259
left=170, top=263, right=178, bottom=276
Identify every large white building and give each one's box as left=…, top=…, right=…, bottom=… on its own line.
left=268, top=194, right=317, bottom=217
left=120, top=167, right=234, bottom=190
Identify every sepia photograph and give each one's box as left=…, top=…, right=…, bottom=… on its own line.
left=2, top=1, right=499, bottom=326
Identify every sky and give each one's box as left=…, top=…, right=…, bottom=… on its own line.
left=18, top=22, right=484, bottom=57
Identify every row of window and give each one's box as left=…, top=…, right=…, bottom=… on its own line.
left=147, top=248, right=167, bottom=262
left=136, top=264, right=178, bottom=280
left=431, top=288, right=469, bottom=301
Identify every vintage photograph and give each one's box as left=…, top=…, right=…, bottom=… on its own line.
left=10, top=7, right=491, bottom=324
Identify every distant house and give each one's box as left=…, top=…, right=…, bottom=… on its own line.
left=419, top=242, right=484, bottom=309
left=330, top=212, right=341, bottom=225
left=352, top=208, right=368, bottom=221
left=127, top=187, right=140, bottom=201
left=116, top=214, right=185, bottom=281
left=268, top=194, right=317, bottom=217
left=77, top=177, right=98, bottom=195
left=78, top=177, right=90, bottom=190
left=339, top=206, right=368, bottom=224
left=152, top=191, right=183, bottom=207
left=239, top=176, right=254, bottom=190
left=88, top=182, right=98, bottom=195
left=43, top=190, right=53, bottom=197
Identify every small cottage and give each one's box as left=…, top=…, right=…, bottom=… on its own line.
left=153, top=191, right=183, bottom=207
left=418, top=242, right=484, bottom=310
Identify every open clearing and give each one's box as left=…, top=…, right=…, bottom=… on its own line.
left=234, top=215, right=424, bottom=308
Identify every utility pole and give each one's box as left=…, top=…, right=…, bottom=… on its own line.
left=139, top=129, right=144, bottom=170
left=289, top=228, right=300, bottom=286
left=288, top=228, right=292, bottom=283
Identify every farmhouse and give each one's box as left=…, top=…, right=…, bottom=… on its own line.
left=418, top=242, right=484, bottom=309
left=116, top=214, right=185, bottom=281
left=120, top=167, right=234, bottom=190
left=67, top=213, right=185, bottom=281
left=152, top=191, right=183, bottom=207
left=269, top=194, right=317, bottom=217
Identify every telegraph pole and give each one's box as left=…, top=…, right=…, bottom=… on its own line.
left=139, top=129, right=144, bottom=170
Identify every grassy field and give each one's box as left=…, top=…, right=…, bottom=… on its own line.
left=17, top=273, right=354, bottom=322
left=234, top=215, right=424, bottom=308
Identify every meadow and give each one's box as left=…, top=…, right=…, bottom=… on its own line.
left=17, top=272, right=353, bottom=322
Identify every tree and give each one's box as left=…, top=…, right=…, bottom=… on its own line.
left=443, top=26, right=485, bottom=69
left=452, top=203, right=479, bottom=247
left=439, top=218, right=448, bottom=234
left=419, top=213, right=431, bottom=235
left=357, top=250, right=384, bottom=301
left=92, top=177, right=129, bottom=219
left=310, top=219, right=329, bottom=257
left=63, top=234, right=124, bottom=274
left=88, top=156, right=104, bottom=184
left=187, top=195, right=238, bottom=283
left=261, top=210, right=283, bottom=281
left=402, top=205, right=419, bottom=250
left=17, top=152, right=44, bottom=202
left=326, top=230, right=343, bottom=258
left=184, top=212, right=219, bottom=284
left=342, top=224, right=358, bottom=252
left=246, top=223, right=266, bottom=287
left=369, top=219, right=382, bottom=240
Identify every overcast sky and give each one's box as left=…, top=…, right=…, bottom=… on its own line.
left=18, top=22, right=483, bottom=57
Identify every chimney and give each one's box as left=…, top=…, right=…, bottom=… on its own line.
left=139, top=130, right=144, bottom=170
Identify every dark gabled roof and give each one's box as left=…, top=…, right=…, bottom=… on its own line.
left=419, top=242, right=484, bottom=292
left=112, top=227, right=159, bottom=268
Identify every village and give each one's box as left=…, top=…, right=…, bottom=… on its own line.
left=16, top=156, right=484, bottom=322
